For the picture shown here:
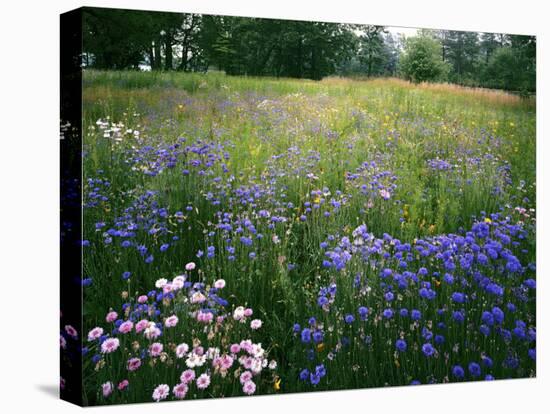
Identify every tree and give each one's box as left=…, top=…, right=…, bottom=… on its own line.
left=480, top=32, right=501, bottom=64
left=357, top=26, right=386, bottom=76
left=483, top=37, right=536, bottom=92
left=440, top=31, right=479, bottom=83
left=399, top=35, right=449, bottom=83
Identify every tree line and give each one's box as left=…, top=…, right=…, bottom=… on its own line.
left=82, top=8, right=536, bottom=92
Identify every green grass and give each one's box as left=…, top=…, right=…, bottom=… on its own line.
left=79, top=69, right=536, bottom=405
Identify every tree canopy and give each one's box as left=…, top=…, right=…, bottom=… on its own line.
left=82, top=7, right=536, bottom=92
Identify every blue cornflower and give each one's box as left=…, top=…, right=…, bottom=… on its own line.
left=492, top=307, right=505, bottom=324
left=299, top=369, right=309, bottom=381
left=481, top=311, right=494, bottom=326
left=309, top=373, right=321, bottom=385
left=482, top=356, right=493, bottom=368
left=383, top=308, right=394, bottom=319
left=313, top=330, right=324, bottom=343
left=160, top=243, right=169, bottom=252
left=399, top=308, right=409, bottom=318
left=411, top=309, right=421, bottom=321
left=452, top=365, right=465, bottom=379
left=468, top=362, right=481, bottom=377
left=421, top=343, right=435, bottom=357
left=384, top=291, right=395, bottom=302
left=524, top=278, right=536, bottom=289
left=317, top=296, right=329, bottom=307
left=381, top=268, right=393, bottom=278
left=122, top=271, right=131, bottom=280
left=452, top=310, right=465, bottom=323
left=301, top=328, right=311, bottom=343
left=315, top=364, right=326, bottom=377
left=395, top=339, right=407, bottom=352
left=358, top=306, right=369, bottom=320
left=443, top=273, right=454, bottom=284
left=344, top=314, right=355, bottom=324
left=451, top=292, right=465, bottom=303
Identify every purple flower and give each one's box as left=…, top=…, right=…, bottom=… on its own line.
left=421, top=343, right=435, bottom=357
left=395, top=339, right=407, bottom=352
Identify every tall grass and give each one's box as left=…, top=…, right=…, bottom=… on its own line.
left=77, top=69, right=536, bottom=405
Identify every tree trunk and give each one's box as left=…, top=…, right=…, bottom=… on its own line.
left=148, top=44, right=155, bottom=70
left=164, top=36, right=173, bottom=71
left=153, top=40, right=161, bottom=70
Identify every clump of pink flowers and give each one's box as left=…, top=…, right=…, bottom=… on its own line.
left=85, top=263, right=278, bottom=402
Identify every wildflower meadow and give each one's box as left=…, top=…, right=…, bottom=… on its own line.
left=61, top=68, right=535, bottom=405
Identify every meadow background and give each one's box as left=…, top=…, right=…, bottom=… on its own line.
left=54, top=6, right=538, bottom=406
left=75, top=68, right=536, bottom=405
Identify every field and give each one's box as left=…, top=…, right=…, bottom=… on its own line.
left=75, top=70, right=536, bottom=404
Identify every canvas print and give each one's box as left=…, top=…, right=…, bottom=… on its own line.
left=60, top=6, right=536, bottom=406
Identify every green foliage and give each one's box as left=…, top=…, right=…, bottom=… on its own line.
left=81, top=7, right=536, bottom=92
left=399, top=35, right=449, bottom=83
left=482, top=39, right=536, bottom=92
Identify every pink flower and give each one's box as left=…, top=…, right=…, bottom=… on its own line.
left=64, top=325, right=78, bottom=338
left=135, top=319, right=149, bottom=333
left=175, top=343, right=189, bottom=358
left=102, top=382, right=113, bottom=398
left=242, top=380, right=256, bottom=395
left=180, top=369, right=195, bottom=384
left=152, top=384, right=169, bottom=402
left=197, top=310, right=214, bottom=324
left=127, top=357, right=141, bottom=372
left=217, top=355, right=233, bottom=371
left=230, top=343, right=241, bottom=354
left=137, top=295, right=148, bottom=304
left=165, top=315, right=179, bottom=328
left=379, top=188, right=391, bottom=200
left=240, top=339, right=253, bottom=353
left=87, top=327, right=104, bottom=341
left=233, top=306, right=245, bottom=321
left=118, top=320, right=134, bottom=334
left=240, top=370, right=253, bottom=384
left=117, top=380, right=129, bottom=391
left=190, top=291, right=206, bottom=304
left=144, top=322, right=161, bottom=339
left=185, top=262, right=196, bottom=271
left=105, top=311, right=118, bottom=323
left=196, top=373, right=211, bottom=390
left=214, top=279, right=226, bottom=289
left=172, top=276, right=185, bottom=290
left=101, top=338, right=120, bottom=354
left=244, top=308, right=253, bottom=317
left=241, top=356, right=253, bottom=370
left=173, top=383, right=188, bottom=399
left=60, top=335, right=67, bottom=349
left=149, top=342, right=163, bottom=357
left=250, top=319, right=262, bottom=330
